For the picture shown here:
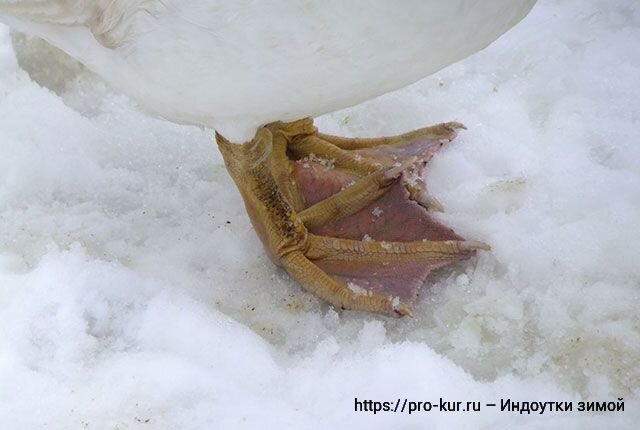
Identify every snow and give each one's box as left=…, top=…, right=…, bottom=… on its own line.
left=1, top=0, right=639, bottom=428
left=347, top=282, right=371, bottom=297
left=300, top=153, right=336, bottom=170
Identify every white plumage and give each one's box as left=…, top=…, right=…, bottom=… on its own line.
left=0, top=0, right=536, bottom=141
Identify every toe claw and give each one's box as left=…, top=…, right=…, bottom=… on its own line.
left=444, top=121, right=467, bottom=131
left=416, top=191, right=445, bottom=213
left=459, top=240, right=491, bottom=252
left=393, top=302, right=413, bottom=318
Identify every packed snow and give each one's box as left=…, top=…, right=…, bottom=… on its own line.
left=1, top=0, right=639, bottom=428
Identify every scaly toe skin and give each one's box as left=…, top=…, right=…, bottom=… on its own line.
left=305, top=234, right=483, bottom=315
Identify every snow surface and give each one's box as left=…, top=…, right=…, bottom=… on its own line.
left=1, top=0, right=639, bottom=428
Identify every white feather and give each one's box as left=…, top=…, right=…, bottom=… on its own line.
left=1, top=0, right=536, bottom=141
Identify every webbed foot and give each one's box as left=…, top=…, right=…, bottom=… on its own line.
left=216, top=119, right=487, bottom=317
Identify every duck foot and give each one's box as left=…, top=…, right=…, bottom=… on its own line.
left=216, top=118, right=488, bottom=317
